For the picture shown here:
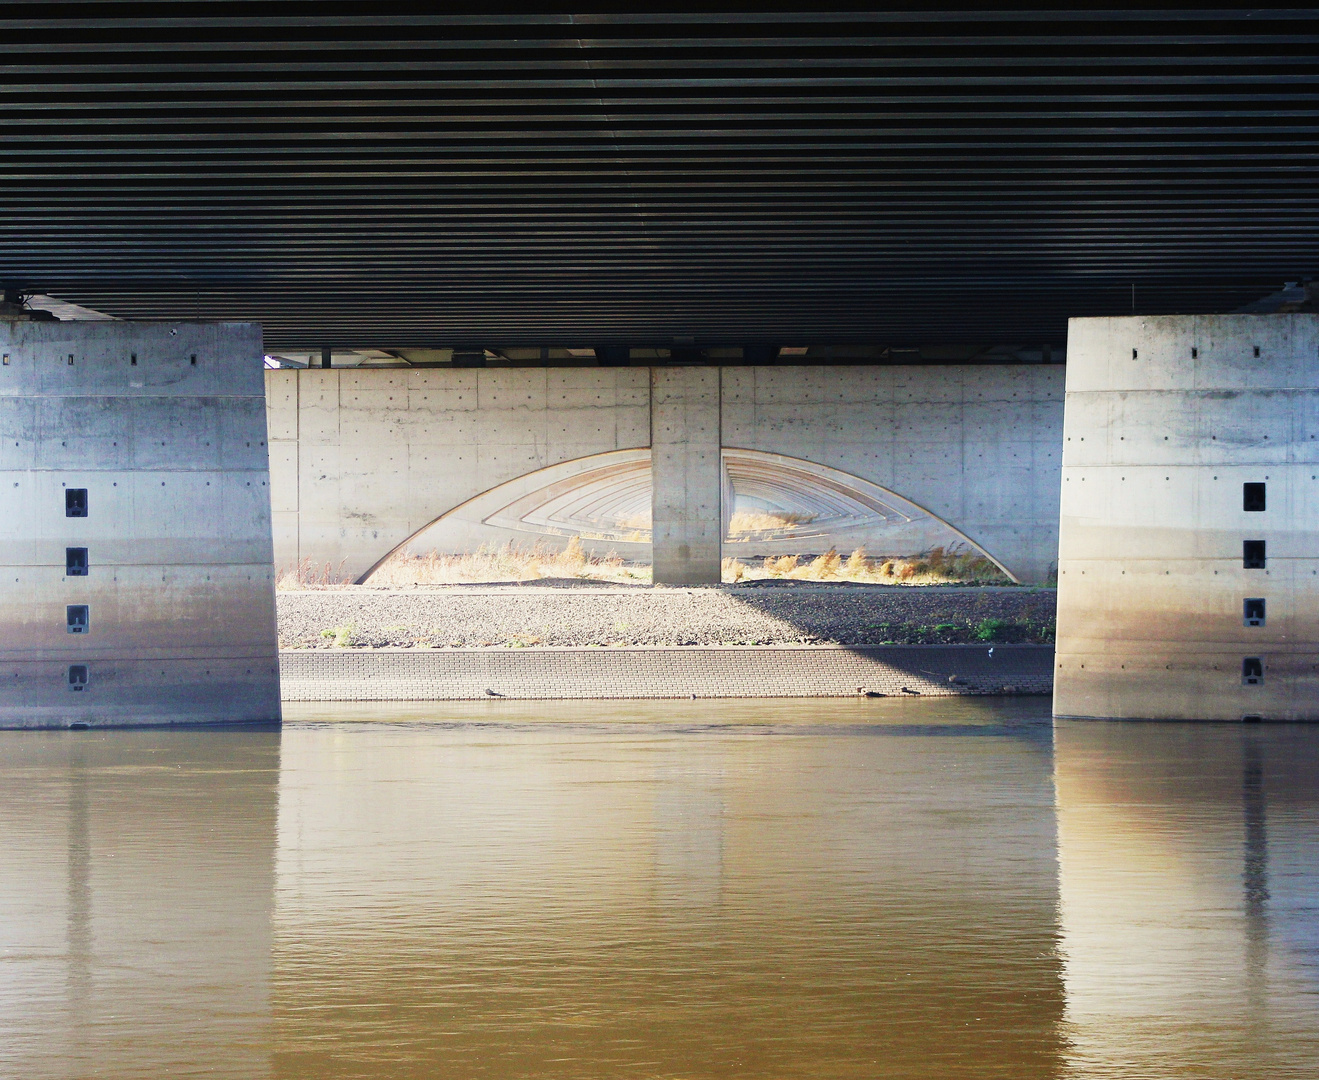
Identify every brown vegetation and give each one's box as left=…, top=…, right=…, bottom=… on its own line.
left=357, top=538, right=649, bottom=586
left=277, top=558, right=355, bottom=591
left=280, top=541, right=1010, bottom=590
left=727, top=509, right=817, bottom=535
left=722, top=545, right=1011, bottom=585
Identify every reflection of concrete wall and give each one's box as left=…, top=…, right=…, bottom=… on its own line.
left=272, top=715, right=1064, bottom=1076
left=266, top=364, right=1063, bottom=583
left=1055, top=314, right=1319, bottom=720
left=0, top=730, right=278, bottom=1078
left=0, top=321, right=280, bottom=727
left=1055, top=721, right=1319, bottom=1075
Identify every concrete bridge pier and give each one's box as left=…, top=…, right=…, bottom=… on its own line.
left=0, top=319, right=282, bottom=728
left=1055, top=313, right=1319, bottom=721
left=651, top=367, right=723, bottom=585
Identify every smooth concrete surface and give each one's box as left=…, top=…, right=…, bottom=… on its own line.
left=266, top=367, right=650, bottom=580
left=0, top=321, right=281, bottom=727
left=268, top=366, right=1063, bottom=584
left=1055, top=313, right=1319, bottom=721
left=721, top=365, right=1063, bottom=584
left=651, top=367, right=723, bottom=584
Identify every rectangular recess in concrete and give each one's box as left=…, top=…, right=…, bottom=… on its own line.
left=0, top=320, right=281, bottom=727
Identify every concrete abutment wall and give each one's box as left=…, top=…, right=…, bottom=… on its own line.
left=266, top=364, right=1064, bottom=585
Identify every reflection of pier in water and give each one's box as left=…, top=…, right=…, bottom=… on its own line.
left=4, top=708, right=1319, bottom=1078
left=1055, top=722, right=1319, bottom=1078
left=0, top=731, right=278, bottom=1080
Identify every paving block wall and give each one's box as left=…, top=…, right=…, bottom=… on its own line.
left=278, top=644, right=1055, bottom=701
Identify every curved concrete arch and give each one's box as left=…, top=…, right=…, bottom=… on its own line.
left=360, top=447, right=1018, bottom=583
left=721, top=449, right=1020, bottom=581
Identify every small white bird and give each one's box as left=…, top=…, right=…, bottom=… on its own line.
left=987, top=647, right=995, bottom=658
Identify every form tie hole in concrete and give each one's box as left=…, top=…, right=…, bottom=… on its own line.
left=191, top=354, right=197, bottom=365
left=1242, top=658, right=1264, bottom=686
left=1254, top=346, right=1261, bottom=357
left=131, top=353, right=137, bottom=366
left=1243, top=482, right=1266, bottom=511
left=1244, top=598, right=1266, bottom=627
left=1132, top=348, right=1138, bottom=359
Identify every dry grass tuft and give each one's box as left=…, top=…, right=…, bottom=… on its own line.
left=281, top=540, right=1009, bottom=590
left=726, top=545, right=1011, bottom=585
left=727, top=510, right=817, bottom=535
left=762, top=554, right=799, bottom=575
left=277, top=558, right=355, bottom=591
left=363, top=541, right=649, bottom=585
left=808, top=548, right=843, bottom=577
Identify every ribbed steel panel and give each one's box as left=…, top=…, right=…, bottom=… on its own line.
left=0, top=7, right=1314, bottom=349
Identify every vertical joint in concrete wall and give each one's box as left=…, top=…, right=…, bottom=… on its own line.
left=650, top=367, right=722, bottom=585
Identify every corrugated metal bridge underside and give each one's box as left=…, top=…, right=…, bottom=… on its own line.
left=2, top=5, right=1316, bottom=351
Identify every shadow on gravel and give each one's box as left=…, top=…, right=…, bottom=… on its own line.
left=718, top=581, right=1056, bottom=648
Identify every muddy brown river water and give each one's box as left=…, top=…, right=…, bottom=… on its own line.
left=2, top=698, right=1317, bottom=1078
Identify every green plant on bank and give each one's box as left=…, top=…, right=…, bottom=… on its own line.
left=974, top=618, right=1012, bottom=642
left=319, top=624, right=355, bottom=648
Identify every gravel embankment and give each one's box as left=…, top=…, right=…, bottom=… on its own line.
left=277, top=582, right=1056, bottom=649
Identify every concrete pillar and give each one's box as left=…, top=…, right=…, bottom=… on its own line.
left=651, top=367, right=722, bottom=584
left=0, top=320, right=281, bottom=727
left=1055, top=313, right=1319, bottom=721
